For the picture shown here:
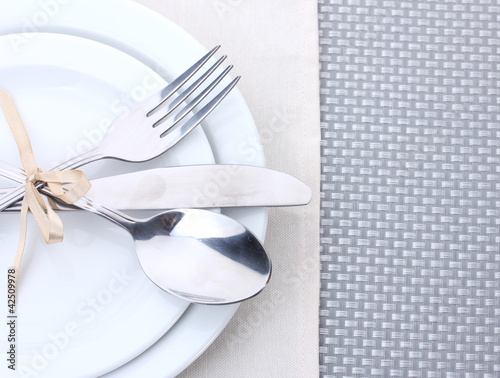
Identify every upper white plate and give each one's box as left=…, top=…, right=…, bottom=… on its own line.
left=0, top=33, right=215, bottom=377
left=0, top=0, right=267, bottom=376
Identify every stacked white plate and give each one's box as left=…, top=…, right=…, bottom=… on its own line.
left=0, top=0, right=266, bottom=376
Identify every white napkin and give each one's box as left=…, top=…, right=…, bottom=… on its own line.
left=133, top=1, right=321, bottom=376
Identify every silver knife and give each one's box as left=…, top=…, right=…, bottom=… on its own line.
left=1, top=165, right=311, bottom=211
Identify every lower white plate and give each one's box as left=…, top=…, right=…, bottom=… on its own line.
left=0, top=0, right=267, bottom=376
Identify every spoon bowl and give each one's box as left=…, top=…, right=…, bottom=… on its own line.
left=133, top=209, right=271, bottom=304
left=77, top=201, right=271, bottom=304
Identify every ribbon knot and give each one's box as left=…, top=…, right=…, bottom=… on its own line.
left=26, top=173, right=37, bottom=183
left=0, top=88, right=91, bottom=280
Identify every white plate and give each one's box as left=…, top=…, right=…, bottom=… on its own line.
left=0, top=33, right=216, bottom=377
left=0, top=0, right=267, bottom=376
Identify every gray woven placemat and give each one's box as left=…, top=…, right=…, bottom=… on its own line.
left=318, top=0, right=500, bottom=376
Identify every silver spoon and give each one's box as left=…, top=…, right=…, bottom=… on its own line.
left=77, top=199, right=271, bottom=305
left=0, top=162, right=271, bottom=304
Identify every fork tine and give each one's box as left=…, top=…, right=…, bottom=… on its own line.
left=148, top=54, right=227, bottom=121
left=147, top=45, right=220, bottom=117
left=154, top=65, right=233, bottom=130
left=160, top=76, right=240, bottom=140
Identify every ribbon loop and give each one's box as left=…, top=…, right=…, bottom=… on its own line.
left=0, top=88, right=91, bottom=280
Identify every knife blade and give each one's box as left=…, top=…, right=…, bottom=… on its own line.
left=1, top=165, right=311, bottom=211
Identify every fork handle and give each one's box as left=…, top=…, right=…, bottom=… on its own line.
left=0, top=184, right=24, bottom=212
left=50, top=148, right=105, bottom=172
left=0, top=149, right=104, bottom=211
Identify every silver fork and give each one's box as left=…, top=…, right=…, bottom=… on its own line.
left=0, top=46, right=240, bottom=211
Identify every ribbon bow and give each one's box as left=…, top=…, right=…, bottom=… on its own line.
left=0, top=88, right=91, bottom=279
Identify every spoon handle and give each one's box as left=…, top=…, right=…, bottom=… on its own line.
left=71, top=195, right=137, bottom=232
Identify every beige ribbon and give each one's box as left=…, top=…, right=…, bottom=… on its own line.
left=0, top=88, right=91, bottom=279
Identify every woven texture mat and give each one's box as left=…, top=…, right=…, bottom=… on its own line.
left=319, top=0, right=500, bottom=376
